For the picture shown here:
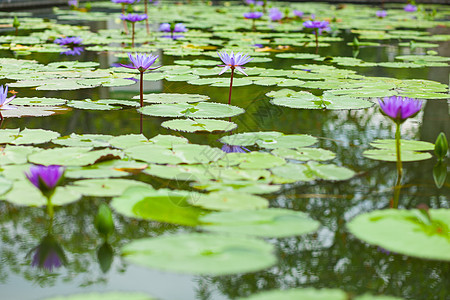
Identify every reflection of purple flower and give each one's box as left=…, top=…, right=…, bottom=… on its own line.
left=404, top=4, right=417, bottom=12
left=269, top=8, right=283, bottom=21
left=221, top=144, right=250, bottom=153
left=244, top=11, right=263, bottom=19
left=159, top=23, right=187, bottom=32
left=378, top=96, right=422, bottom=123
left=61, top=46, right=84, bottom=56
left=293, top=10, right=304, bottom=18
left=111, top=0, right=139, bottom=3
left=26, top=165, right=65, bottom=192
left=120, top=14, right=147, bottom=22
left=376, top=10, right=387, bottom=18
left=54, top=36, right=82, bottom=46
left=217, top=51, right=253, bottom=76
left=30, top=235, right=67, bottom=272
left=0, top=85, right=16, bottom=111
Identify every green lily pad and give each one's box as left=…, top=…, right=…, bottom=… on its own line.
left=191, top=191, right=269, bottom=211
left=111, top=186, right=205, bottom=226
left=0, top=145, right=41, bottom=165
left=0, top=177, right=13, bottom=196
left=362, top=149, right=432, bottom=162
left=121, top=233, right=276, bottom=275
left=13, top=97, right=67, bottom=106
left=271, top=161, right=355, bottom=182
left=0, top=128, right=60, bottom=145
left=69, top=178, right=152, bottom=197
left=256, top=134, right=318, bottom=149
left=192, top=180, right=281, bottom=194
left=28, top=147, right=124, bottom=166
left=134, top=93, right=209, bottom=104
left=220, top=131, right=283, bottom=147
left=272, top=147, right=336, bottom=161
left=270, top=93, right=374, bottom=110
left=67, top=99, right=121, bottom=111
left=161, top=119, right=237, bottom=133
left=347, top=209, right=450, bottom=261
left=201, top=208, right=320, bottom=238
left=138, top=102, right=244, bottom=118
left=52, top=133, right=113, bottom=147
left=370, top=139, right=435, bottom=151
left=44, top=292, right=157, bottom=300
left=238, top=288, right=347, bottom=300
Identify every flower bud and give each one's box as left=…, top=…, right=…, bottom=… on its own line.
left=434, top=132, right=448, bottom=160
left=95, top=203, right=115, bottom=238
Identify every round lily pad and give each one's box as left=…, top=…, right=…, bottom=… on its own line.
left=362, top=149, right=432, bottom=162
left=121, top=233, right=277, bottom=275
left=256, top=134, right=317, bottom=149
left=271, top=162, right=355, bottom=182
left=69, top=178, right=152, bottom=197
left=191, top=191, right=269, bottom=211
left=134, top=93, right=209, bottom=104
left=0, top=128, right=60, bottom=145
left=272, top=147, right=336, bottom=161
left=347, top=209, right=450, bottom=261
left=220, top=131, right=283, bottom=147
left=161, top=119, right=237, bottom=133
left=28, top=147, right=124, bottom=166
left=370, top=139, right=435, bottom=151
left=0, top=177, right=13, bottom=196
left=200, top=208, right=320, bottom=238
left=138, top=102, right=244, bottom=119
left=13, top=97, right=67, bottom=106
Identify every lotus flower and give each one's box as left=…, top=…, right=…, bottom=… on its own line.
left=404, top=4, right=417, bottom=12
left=0, top=85, right=16, bottom=111
left=243, top=11, right=263, bottom=19
left=303, top=20, right=330, bottom=30
left=269, top=8, right=283, bottom=21
left=293, top=10, right=304, bottom=18
left=26, top=165, right=65, bottom=199
left=120, top=13, right=148, bottom=23
left=159, top=23, right=187, bottom=32
left=221, top=144, right=250, bottom=153
left=376, top=10, right=387, bottom=18
left=378, top=96, right=422, bottom=123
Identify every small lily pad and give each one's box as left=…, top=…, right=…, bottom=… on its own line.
left=362, top=149, right=432, bottom=162
left=134, top=93, right=209, bottom=104
left=161, top=119, right=237, bottom=133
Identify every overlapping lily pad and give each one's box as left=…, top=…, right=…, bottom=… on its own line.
left=138, top=102, right=244, bottom=118
left=161, top=119, right=237, bottom=133
left=348, top=209, right=450, bottom=261
left=121, top=233, right=277, bottom=275
left=133, top=93, right=209, bottom=104
left=363, top=139, right=433, bottom=162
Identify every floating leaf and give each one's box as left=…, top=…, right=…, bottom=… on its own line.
left=192, top=180, right=281, bottom=194
left=52, top=133, right=113, bottom=147
left=69, top=178, right=152, bottom=197
left=0, top=128, right=60, bottom=145
left=28, top=147, right=123, bottom=166
left=370, top=139, right=435, bottom=151
left=191, top=191, right=269, bottom=211
left=271, top=161, right=355, bottom=182
left=347, top=209, right=450, bottom=261
left=201, top=208, right=320, bottom=238
left=0, top=177, right=13, bottom=196
left=133, top=93, right=209, bottom=104
left=43, top=292, right=157, bottom=300
left=138, top=102, right=244, bottom=119
left=121, top=233, right=276, bottom=275
left=161, top=119, right=237, bottom=133
left=238, top=288, right=347, bottom=300
left=13, top=97, right=67, bottom=106
left=363, top=149, right=432, bottom=162
left=272, top=147, right=336, bottom=161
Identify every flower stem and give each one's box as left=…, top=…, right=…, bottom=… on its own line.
left=252, top=19, right=256, bottom=31
left=46, top=198, right=54, bottom=219
left=0, top=112, right=3, bottom=121
left=140, top=114, right=143, bottom=134
left=395, top=122, right=403, bottom=179
left=314, top=29, right=319, bottom=54
left=228, top=68, right=235, bottom=106
left=139, top=71, right=144, bottom=107
left=122, top=5, right=129, bottom=34
left=131, top=23, right=135, bottom=48
left=145, top=0, right=150, bottom=35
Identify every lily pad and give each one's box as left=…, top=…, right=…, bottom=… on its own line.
left=238, top=288, right=347, bottom=300
left=200, top=208, right=320, bottom=238
left=134, top=93, right=209, bottom=104
left=362, top=149, right=432, bottom=162
left=347, top=209, right=450, bottom=261
left=121, top=233, right=277, bottom=275
left=28, top=147, right=124, bottom=166
left=44, top=292, right=157, bottom=300
left=161, top=119, right=237, bottom=133
left=370, top=139, right=435, bottom=151
left=191, top=191, right=269, bottom=211
left=69, top=178, right=152, bottom=197
left=138, top=102, right=244, bottom=119
left=0, top=128, right=60, bottom=145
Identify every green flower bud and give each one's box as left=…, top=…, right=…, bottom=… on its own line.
left=13, top=16, right=20, bottom=29
left=434, top=132, right=448, bottom=160
left=95, top=203, right=115, bottom=239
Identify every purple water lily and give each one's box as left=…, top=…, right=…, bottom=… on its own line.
left=404, top=4, right=417, bottom=12
left=376, top=10, right=387, bottom=18
left=303, top=20, right=330, bottom=53
left=218, top=51, right=253, bottom=105
left=378, top=96, right=422, bottom=123
left=68, top=0, right=78, bottom=6
left=221, top=144, right=250, bottom=153
left=0, top=85, right=17, bottom=121
left=111, top=0, right=139, bottom=3
left=30, top=235, right=67, bottom=272
left=269, top=8, right=283, bottom=21
left=26, top=165, right=65, bottom=199
left=120, top=14, right=147, bottom=47
left=244, top=11, right=263, bottom=19
left=121, top=53, right=160, bottom=107
left=159, top=23, right=187, bottom=39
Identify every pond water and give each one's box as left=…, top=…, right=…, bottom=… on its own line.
left=0, top=1, right=449, bottom=300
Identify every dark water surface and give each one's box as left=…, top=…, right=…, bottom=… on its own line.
left=0, top=3, right=449, bottom=300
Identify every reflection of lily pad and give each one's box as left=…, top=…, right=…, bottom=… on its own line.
left=201, top=208, right=320, bottom=238
left=348, top=209, right=450, bottom=261
left=122, top=233, right=277, bottom=275
left=238, top=288, right=347, bottom=300
left=44, top=292, right=157, bottom=300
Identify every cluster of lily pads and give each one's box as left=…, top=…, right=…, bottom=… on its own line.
left=0, top=0, right=449, bottom=299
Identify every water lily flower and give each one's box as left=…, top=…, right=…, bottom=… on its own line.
left=217, top=51, right=253, bottom=76
left=378, top=96, right=422, bottom=123
left=404, top=4, right=417, bottom=12
left=303, top=20, right=330, bottom=53
left=221, top=144, right=250, bottom=153
left=0, top=85, right=17, bottom=121
left=26, top=165, right=65, bottom=199
left=30, top=234, right=67, bottom=272
left=218, top=51, right=253, bottom=105
left=376, top=10, right=387, bottom=18
left=111, top=0, right=139, bottom=3
left=68, top=0, right=78, bottom=7
left=120, top=14, right=147, bottom=47
left=293, top=10, right=304, bottom=18
left=378, top=96, right=423, bottom=185
left=269, top=8, right=283, bottom=21
left=243, top=11, right=263, bottom=19
left=159, top=23, right=187, bottom=39
left=120, top=53, right=160, bottom=107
